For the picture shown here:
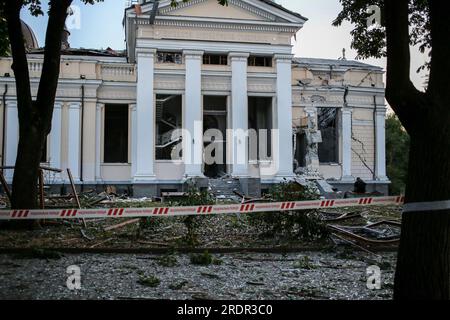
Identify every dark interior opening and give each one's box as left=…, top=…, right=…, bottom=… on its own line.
left=203, top=96, right=227, bottom=178
left=155, top=95, right=182, bottom=160
left=318, top=107, right=339, bottom=163
left=248, top=97, right=273, bottom=161
left=104, top=104, right=129, bottom=163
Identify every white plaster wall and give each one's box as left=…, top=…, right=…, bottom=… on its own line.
left=155, top=162, right=185, bottom=181
left=351, top=123, right=375, bottom=181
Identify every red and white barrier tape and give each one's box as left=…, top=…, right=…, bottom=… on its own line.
left=0, top=196, right=405, bottom=220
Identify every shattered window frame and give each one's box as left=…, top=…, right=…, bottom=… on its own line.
left=155, top=94, right=183, bottom=161
left=203, top=54, right=228, bottom=65
left=103, top=104, right=129, bottom=164
left=248, top=96, right=273, bottom=162
left=317, top=107, right=339, bottom=164
left=157, top=51, right=183, bottom=64
left=248, top=56, right=273, bottom=67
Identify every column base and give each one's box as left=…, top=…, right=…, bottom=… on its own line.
left=376, top=176, right=390, bottom=182
left=271, top=174, right=296, bottom=182
left=132, top=184, right=158, bottom=198
left=133, top=174, right=156, bottom=184
left=182, top=176, right=209, bottom=189
left=341, top=175, right=355, bottom=182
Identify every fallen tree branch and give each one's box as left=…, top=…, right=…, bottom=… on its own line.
left=327, top=224, right=400, bottom=245
left=104, top=219, right=140, bottom=232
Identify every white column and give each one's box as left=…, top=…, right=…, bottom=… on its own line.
left=230, top=52, right=249, bottom=177
left=49, top=102, right=62, bottom=181
left=134, top=48, right=156, bottom=182
left=67, top=102, right=81, bottom=182
left=130, top=104, right=137, bottom=178
left=4, top=101, right=18, bottom=181
left=183, top=50, right=204, bottom=177
left=95, top=103, right=103, bottom=182
left=341, top=107, right=354, bottom=181
left=375, top=108, right=388, bottom=181
left=274, top=54, right=294, bottom=178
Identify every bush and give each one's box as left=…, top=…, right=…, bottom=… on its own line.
left=175, top=180, right=215, bottom=246
left=190, top=251, right=222, bottom=266
left=250, top=181, right=329, bottom=241
left=137, top=275, right=160, bottom=287
left=157, top=253, right=178, bottom=267
left=386, top=114, right=410, bottom=195
left=293, top=256, right=317, bottom=270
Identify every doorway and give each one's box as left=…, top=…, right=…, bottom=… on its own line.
left=203, top=96, right=227, bottom=178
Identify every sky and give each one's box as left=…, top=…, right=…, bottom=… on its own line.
left=21, top=0, right=428, bottom=90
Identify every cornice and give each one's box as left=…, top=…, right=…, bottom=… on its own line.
left=135, top=16, right=300, bottom=33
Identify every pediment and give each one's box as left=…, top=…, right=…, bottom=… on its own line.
left=161, top=0, right=268, bottom=21
left=134, top=0, right=306, bottom=24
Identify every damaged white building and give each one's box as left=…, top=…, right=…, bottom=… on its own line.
left=0, top=0, right=389, bottom=197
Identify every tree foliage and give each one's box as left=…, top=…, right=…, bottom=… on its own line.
left=386, top=114, right=409, bottom=195
left=336, top=0, right=450, bottom=299
left=333, top=0, right=431, bottom=68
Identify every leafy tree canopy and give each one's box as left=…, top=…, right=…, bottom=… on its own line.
left=333, top=0, right=431, bottom=71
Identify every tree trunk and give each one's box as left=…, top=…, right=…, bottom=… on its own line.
left=394, top=105, right=450, bottom=299
left=10, top=120, right=45, bottom=209
left=4, top=0, right=72, bottom=210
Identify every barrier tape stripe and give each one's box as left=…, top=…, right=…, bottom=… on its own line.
left=0, top=196, right=405, bottom=220
left=403, top=200, right=450, bottom=213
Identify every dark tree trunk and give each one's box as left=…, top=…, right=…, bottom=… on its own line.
left=394, top=107, right=450, bottom=299
left=385, top=0, right=450, bottom=299
left=4, top=0, right=72, bottom=210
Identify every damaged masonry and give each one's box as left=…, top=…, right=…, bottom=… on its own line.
left=0, top=0, right=401, bottom=302
left=0, top=1, right=388, bottom=199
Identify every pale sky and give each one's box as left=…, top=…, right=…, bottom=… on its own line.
left=21, top=0, right=428, bottom=90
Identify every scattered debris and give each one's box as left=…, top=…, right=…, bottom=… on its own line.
left=169, top=280, right=189, bottom=290
left=189, top=251, right=223, bottom=266
left=80, top=229, right=94, bottom=241
left=157, top=253, right=178, bottom=267
left=293, top=256, right=317, bottom=270
left=104, top=219, right=140, bottom=232
left=137, top=275, right=160, bottom=288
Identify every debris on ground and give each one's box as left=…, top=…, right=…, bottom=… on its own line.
left=0, top=251, right=397, bottom=300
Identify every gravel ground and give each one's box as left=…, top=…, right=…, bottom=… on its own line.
left=0, top=250, right=396, bottom=300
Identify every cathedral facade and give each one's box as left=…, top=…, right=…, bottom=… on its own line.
left=0, top=0, right=389, bottom=196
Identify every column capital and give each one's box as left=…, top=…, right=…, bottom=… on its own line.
left=5, top=100, right=17, bottom=108
left=341, top=107, right=353, bottom=115
left=68, top=102, right=81, bottom=109
left=54, top=101, right=63, bottom=109
left=375, top=107, right=387, bottom=115
left=274, top=54, right=294, bottom=63
left=229, top=52, right=250, bottom=61
left=183, top=50, right=204, bottom=59
left=136, top=48, right=157, bottom=58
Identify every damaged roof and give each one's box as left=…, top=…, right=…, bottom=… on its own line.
left=28, top=47, right=126, bottom=57
left=293, top=57, right=383, bottom=71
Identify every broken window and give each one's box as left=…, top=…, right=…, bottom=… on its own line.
left=104, top=104, right=129, bottom=163
left=156, top=95, right=182, bottom=160
left=294, top=131, right=306, bottom=168
left=248, top=97, right=273, bottom=161
left=317, top=107, right=339, bottom=163
left=203, top=96, right=227, bottom=178
left=248, top=56, right=273, bottom=67
left=157, top=51, right=182, bottom=64
left=203, top=54, right=228, bottom=65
